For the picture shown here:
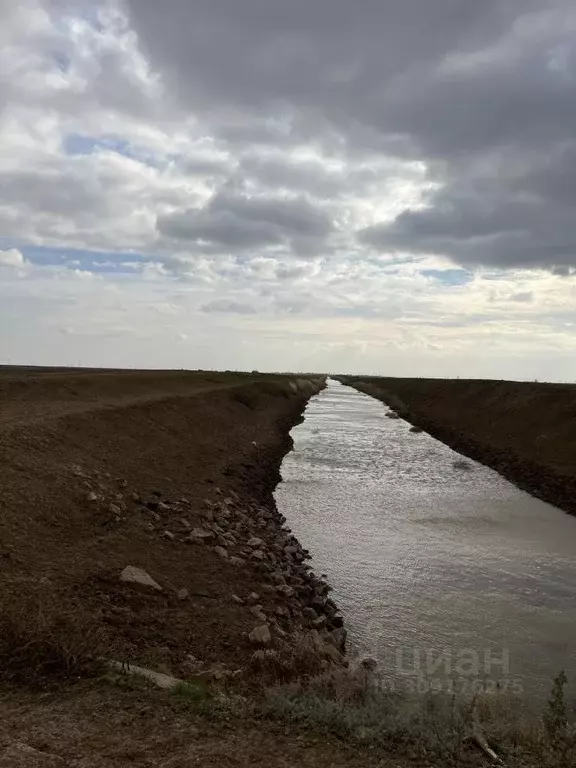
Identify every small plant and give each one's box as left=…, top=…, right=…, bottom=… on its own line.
left=541, top=671, right=576, bottom=767
left=0, top=598, right=108, bottom=689
left=545, top=670, right=568, bottom=740
left=171, top=681, right=208, bottom=703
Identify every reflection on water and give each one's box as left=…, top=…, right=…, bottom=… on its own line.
left=275, top=379, right=576, bottom=697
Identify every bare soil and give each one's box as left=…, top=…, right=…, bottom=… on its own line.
left=0, top=369, right=324, bottom=678
left=340, top=376, right=576, bottom=516
left=0, top=681, right=436, bottom=768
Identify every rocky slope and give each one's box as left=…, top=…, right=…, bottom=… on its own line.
left=339, top=375, right=576, bottom=516
left=0, top=369, right=343, bottom=689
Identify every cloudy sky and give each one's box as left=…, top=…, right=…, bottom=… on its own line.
left=2, top=0, right=576, bottom=378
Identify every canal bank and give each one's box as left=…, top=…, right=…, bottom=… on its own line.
left=340, top=375, right=576, bottom=518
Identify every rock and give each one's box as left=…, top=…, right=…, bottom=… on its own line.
left=453, top=458, right=473, bottom=470
left=247, top=592, right=260, bottom=604
left=177, top=588, right=189, bottom=600
left=229, top=556, right=245, bottom=566
left=180, top=519, right=191, bottom=530
left=86, top=492, right=99, bottom=503
left=0, top=744, right=65, bottom=767
left=157, top=502, right=171, bottom=513
left=361, top=657, right=378, bottom=671
left=181, top=654, right=203, bottom=675
left=249, top=624, right=272, bottom=646
left=385, top=410, right=400, bottom=419
left=312, top=615, right=328, bottom=629
left=108, top=502, right=122, bottom=516
left=320, top=639, right=343, bottom=664
left=190, top=527, right=214, bottom=539
left=284, top=545, right=299, bottom=555
left=213, top=546, right=228, bottom=559
left=326, top=627, right=347, bottom=652
left=249, top=606, right=267, bottom=622
left=106, top=660, right=181, bottom=690
left=119, top=566, right=162, bottom=593
left=409, top=425, right=424, bottom=434
left=163, top=530, right=175, bottom=541
left=310, top=596, right=326, bottom=612
left=251, top=550, right=265, bottom=561
left=247, top=536, right=264, bottom=547
left=231, top=594, right=244, bottom=605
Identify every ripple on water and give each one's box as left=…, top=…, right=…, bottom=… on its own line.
left=275, top=379, right=576, bottom=698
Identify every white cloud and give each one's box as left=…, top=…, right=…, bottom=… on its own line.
left=0, top=0, right=576, bottom=380
left=0, top=249, right=26, bottom=268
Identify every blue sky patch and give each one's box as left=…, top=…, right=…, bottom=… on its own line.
left=63, top=133, right=164, bottom=169
left=421, top=268, right=472, bottom=286
left=0, top=242, right=148, bottom=275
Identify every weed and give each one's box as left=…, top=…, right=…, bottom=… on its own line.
left=540, top=671, right=576, bottom=768
left=255, top=668, right=576, bottom=766
left=171, top=681, right=208, bottom=703
left=0, top=598, right=108, bottom=689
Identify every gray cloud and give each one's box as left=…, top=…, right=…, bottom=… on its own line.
left=200, top=298, right=256, bottom=314
left=359, top=147, right=576, bottom=270
left=158, top=188, right=334, bottom=254
left=124, top=0, right=576, bottom=271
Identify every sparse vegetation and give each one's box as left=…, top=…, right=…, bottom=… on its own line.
left=171, top=681, right=209, bottom=703
left=247, top=635, right=325, bottom=684
left=0, top=598, right=109, bottom=689
left=250, top=668, right=576, bottom=766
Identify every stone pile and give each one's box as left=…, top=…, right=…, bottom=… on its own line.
left=73, top=460, right=346, bottom=668
left=132, top=489, right=347, bottom=661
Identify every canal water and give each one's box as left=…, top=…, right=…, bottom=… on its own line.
left=275, top=378, right=576, bottom=698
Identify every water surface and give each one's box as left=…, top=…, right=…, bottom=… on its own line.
left=275, top=379, right=576, bottom=697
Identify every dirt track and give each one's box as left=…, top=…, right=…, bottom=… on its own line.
left=340, top=376, right=576, bottom=516
left=0, top=369, right=268, bottom=428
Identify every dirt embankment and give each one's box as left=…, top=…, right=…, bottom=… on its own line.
left=339, top=376, right=576, bottom=516
left=0, top=368, right=346, bottom=688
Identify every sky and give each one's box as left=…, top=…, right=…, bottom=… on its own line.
left=2, top=0, right=576, bottom=378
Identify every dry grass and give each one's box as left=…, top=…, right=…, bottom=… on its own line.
left=253, top=668, right=576, bottom=767
left=247, top=635, right=326, bottom=684
left=0, top=597, right=110, bottom=689
left=1, top=588, right=575, bottom=767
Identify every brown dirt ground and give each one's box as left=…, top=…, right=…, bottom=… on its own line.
left=0, top=681, right=439, bottom=768
left=339, top=376, right=576, bottom=516
left=0, top=370, right=322, bottom=678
